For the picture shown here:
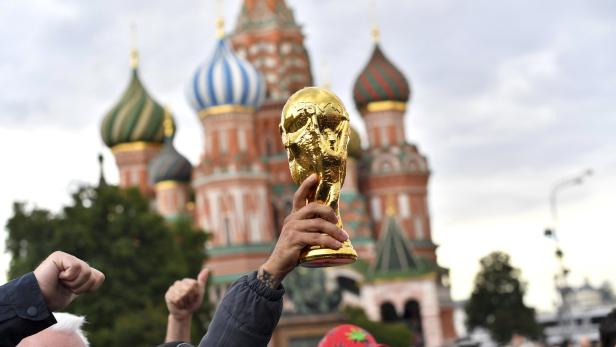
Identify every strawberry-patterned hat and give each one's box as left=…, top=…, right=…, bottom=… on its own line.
left=318, top=324, right=387, bottom=347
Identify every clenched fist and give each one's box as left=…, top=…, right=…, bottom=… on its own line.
left=33, top=251, right=105, bottom=311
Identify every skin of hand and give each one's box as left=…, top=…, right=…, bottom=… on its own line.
left=164, top=268, right=209, bottom=343
left=260, top=174, right=349, bottom=287
left=32, top=251, right=105, bottom=311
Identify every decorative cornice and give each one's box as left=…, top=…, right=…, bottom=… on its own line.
left=192, top=171, right=269, bottom=187
left=370, top=271, right=437, bottom=285
left=207, top=242, right=275, bottom=256
left=198, top=104, right=255, bottom=119
left=155, top=180, right=187, bottom=191
left=111, top=141, right=161, bottom=154
left=363, top=100, right=407, bottom=113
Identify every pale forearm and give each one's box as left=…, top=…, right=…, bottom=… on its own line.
left=165, top=314, right=191, bottom=343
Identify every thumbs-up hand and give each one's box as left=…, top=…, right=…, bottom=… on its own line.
left=165, top=268, right=209, bottom=321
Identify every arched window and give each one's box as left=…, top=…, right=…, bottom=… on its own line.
left=381, top=161, right=393, bottom=173
left=337, top=276, right=360, bottom=295
left=404, top=300, right=424, bottom=347
left=380, top=302, right=398, bottom=322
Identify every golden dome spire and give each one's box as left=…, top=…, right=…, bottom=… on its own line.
left=369, top=0, right=380, bottom=43
left=129, top=22, right=139, bottom=68
left=371, top=25, right=380, bottom=43
left=216, top=17, right=225, bottom=38
left=215, top=0, right=225, bottom=38
left=163, top=106, right=174, bottom=138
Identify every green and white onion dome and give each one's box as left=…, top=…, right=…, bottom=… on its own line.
left=101, top=65, right=166, bottom=148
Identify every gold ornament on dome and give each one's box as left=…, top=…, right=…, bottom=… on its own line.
left=129, top=22, right=139, bottom=69
left=111, top=141, right=161, bottom=154
left=365, top=100, right=407, bottom=113
left=280, top=87, right=358, bottom=267
left=163, top=107, right=174, bottom=138
left=198, top=104, right=254, bottom=120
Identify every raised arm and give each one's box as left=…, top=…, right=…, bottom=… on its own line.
left=0, top=251, right=104, bottom=347
left=198, top=174, right=349, bottom=347
left=164, top=268, right=209, bottom=344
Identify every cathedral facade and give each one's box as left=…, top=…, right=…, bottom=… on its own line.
left=100, top=1, right=456, bottom=345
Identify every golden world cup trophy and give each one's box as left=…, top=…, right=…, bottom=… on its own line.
left=280, top=87, right=358, bottom=267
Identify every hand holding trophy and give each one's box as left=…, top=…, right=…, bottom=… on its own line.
left=279, top=87, right=358, bottom=267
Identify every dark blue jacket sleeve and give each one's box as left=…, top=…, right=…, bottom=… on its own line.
left=198, top=271, right=284, bottom=347
left=0, top=272, right=56, bottom=347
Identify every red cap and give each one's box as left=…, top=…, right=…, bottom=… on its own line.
left=318, top=324, right=387, bottom=347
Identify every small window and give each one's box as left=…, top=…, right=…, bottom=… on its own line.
left=223, top=217, right=231, bottom=245
left=380, top=127, right=389, bottom=146
left=371, top=197, right=382, bottom=221
left=414, top=217, right=424, bottom=239
left=238, top=129, right=247, bottom=152
left=220, top=130, right=228, bottom=154
left=249, top=214, right=261, bottom=243
left=398, top=194, right=411, bottom=218
left=266, top=138, right=273, bottom=156
left=131, top=169, right=140, bottom=185
left=381, top=161, right=392, bottom=173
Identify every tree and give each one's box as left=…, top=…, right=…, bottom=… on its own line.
left=465, top=251, right=542, bottom=343
left=343, top=306, right=412, bottom=347
left=5, top=185, right=209, bottom=346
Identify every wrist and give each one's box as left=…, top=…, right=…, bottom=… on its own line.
left=258, top=263, right=286, bottom=289
left=166, top=313, right=192, bottom=343
left=169, top=313, right=192, bottom=323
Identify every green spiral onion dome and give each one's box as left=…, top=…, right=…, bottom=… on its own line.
left=100, top=66, right=166, bottom=148
left=348, top=126, right=362, bottom=160
left=352, top=44, right=411, bottom=111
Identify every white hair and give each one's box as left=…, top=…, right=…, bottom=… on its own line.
left=50, top=312, right=90, bottom=347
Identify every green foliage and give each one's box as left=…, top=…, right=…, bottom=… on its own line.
left=465, top=251, right=542, bottom=344
left=6, top=185, right=209, bottom=347
left=343, top=306, right=412, bottom=347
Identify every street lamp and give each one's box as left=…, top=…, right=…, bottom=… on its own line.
left=549, top=169, right=593, bottom=226
left=544, top=169, right=592, bottom=342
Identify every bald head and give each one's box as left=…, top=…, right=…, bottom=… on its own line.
left=18, top=313, right=89, bottom=347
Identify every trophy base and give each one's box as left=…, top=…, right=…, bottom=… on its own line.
left=299, top=239, right=358, bottom=268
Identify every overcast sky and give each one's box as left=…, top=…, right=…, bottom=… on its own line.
left=1, top=0, right=615, bottom=312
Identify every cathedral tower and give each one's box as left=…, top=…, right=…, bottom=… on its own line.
left=350, top=27, right=456, bottom=346
left=339, top=127, right=375, bottom=262
left=230, top=0, right=314, bottom=231
left=149, top=112, right=193, bottom=219
left=353, top=31, right=436, bottom=261
left=100, top=47, right=166, bottom=196
left=188, top=21, right=275, bottom=285
left=231, top=0, right=313, bottom=103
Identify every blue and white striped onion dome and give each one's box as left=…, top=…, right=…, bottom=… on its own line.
left=188, top=39, right=266, bottom=112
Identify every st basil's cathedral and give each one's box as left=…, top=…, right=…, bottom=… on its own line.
left=100, top=1, right=457, bottom=346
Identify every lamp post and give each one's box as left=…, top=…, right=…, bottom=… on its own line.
left=544, top=169, right=592, bottom=342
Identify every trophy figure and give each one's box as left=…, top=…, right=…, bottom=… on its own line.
left=280, top=87, right=358, bottom=267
